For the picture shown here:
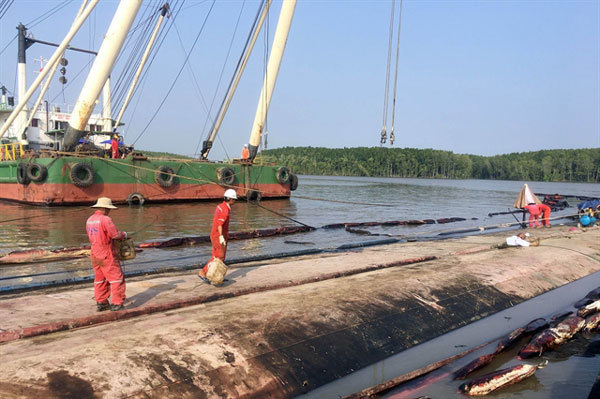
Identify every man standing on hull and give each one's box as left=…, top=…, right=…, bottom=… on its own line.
left=111, top=134, right=120, bottom=159
left=86, top=197, right=128, bottom=311
left=198, top=189, right=237, bottom=284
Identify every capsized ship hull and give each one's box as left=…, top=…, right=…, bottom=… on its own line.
left=0, top=155, right=291, bottom=205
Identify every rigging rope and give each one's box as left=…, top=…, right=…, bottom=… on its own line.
left=389, top=0, right=403, bottom=146
left=253, top=202, right=314, bottom=229
left=0, top=0, right=14, bottom=20
left=119, top=1, right=185, bottom=136
left=131, top=0, right=216, bottom=146
left=195, top=0, right=269, bottom=159
left=25, top=0, right=72, bottom=28
left=380, top=0, right=395, bottom=145
left=193, top=0, right=249, bottom=157
left=110, top=3, right=166, bottom=120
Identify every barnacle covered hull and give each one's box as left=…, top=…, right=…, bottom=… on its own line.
left=0, top=155, right=292, bottom=205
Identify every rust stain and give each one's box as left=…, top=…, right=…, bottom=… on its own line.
left=75, top=101, right=93, bottom=130
left=47, top=370, right=96, bottom=399
left=0, top=381, right=51, bottom=399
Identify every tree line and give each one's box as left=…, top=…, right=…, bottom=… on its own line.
left=261, top=147, right=600, bottom=183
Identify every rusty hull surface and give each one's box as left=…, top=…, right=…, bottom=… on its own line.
left=0, top=226, right=599, bottom=399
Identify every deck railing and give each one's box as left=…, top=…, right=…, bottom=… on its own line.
left=0, top=143, right=25, bottom=161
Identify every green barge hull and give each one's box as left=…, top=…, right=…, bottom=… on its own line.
left=0, top=154, right=293, bottom=205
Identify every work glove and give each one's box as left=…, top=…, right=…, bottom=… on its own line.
left=219, top=235, right=226, bottom=246
left=123, top=232, right=128, bottom=239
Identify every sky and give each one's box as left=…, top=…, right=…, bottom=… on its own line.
left=0, top=0, right=598, bottom=160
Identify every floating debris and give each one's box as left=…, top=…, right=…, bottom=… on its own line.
left=584, top=313, right=600, bottom=332
left=283, top=240, right=315, bottom=245
left=523, top=318, right=549, bottom=335
left=518, top=315, right=585, bottom=359
left=494, top=327, right=526, bottom=354
left=578, top=300, right=600, bottom=318
left=321, top=218, right=444, bottom=229
left=139, top=225, right=315, bottom=248
left=458, top=361, right=547, bottom=396
left=0, top=247, right=91, bottom=265
left=454, top=354, right=495, bottom=380
left=550, top=311, right=574, bottom=324
left=575, top=298, right=595, bottom=308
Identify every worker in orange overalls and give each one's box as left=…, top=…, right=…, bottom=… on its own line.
left=111, top=134, right=120, bottom=159
left=538, top=203, right=551, bottom=227
left=86, top=197, right=128, bottom=311
left=241, top=144, right=249, bottom=161
left=198, top=189, right=237, bottom=284
left=524, top=203, right=542, bottom=228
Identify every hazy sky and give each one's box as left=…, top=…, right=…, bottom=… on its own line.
left=1, top=0, right=598, bottom=160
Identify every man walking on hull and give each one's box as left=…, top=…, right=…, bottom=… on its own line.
left=198, top=189, right=237, bottom=284
left=86, top=197, right=128, bottom=311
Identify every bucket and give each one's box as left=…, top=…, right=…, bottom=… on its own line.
left=206, top=258, right=228, bottom=286
left=115, top=238, right=136, bottom=260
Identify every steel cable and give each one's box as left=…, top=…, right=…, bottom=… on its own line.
left=131, top=0, right=216, bottom=146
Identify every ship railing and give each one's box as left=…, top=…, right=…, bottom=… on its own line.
left=0, top=143, right=25, bottom=161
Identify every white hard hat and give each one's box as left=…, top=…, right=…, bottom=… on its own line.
left=91, top=197, right=117, bottom=209
left=224, top=189, right=237, bottom=200
left=244, top=144, right=248, bottom=147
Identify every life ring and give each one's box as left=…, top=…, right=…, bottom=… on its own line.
left=246, top=189, right=262, bottom=202
left=26, top=163, right=48, bottom=183
left=217, top=167, right=235, bottom=186
left=155, top=165, right=176, bottom=187
left=70, top=163, right=95, bottom=187
left=289, top=173, right=298, bottom=191
left=16, top=162, right=30, bottom=185
left=126, top=192, right=145, bottom=205
left=276, top=167, right=290, bottom=185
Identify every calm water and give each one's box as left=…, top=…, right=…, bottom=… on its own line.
left=0, top=176, right=598, bottom=284
left=1, top=176, right=599, bottom=398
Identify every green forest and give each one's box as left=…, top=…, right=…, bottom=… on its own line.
left=261, top=147, right=600, bottom=183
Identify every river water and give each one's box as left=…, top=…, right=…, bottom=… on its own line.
left=1, top=177, right=598, bottom=280
left=1, top=176, right=599, bottom=397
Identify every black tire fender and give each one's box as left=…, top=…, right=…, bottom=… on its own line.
left=246, top=189, right=262, bottom=202
left=289, top=173, right=298, bottom=191
left=26, top=163, right=48, bottom=183
left=70, top=163, right=95, bottom=187
left=217, top=167, right=235, bottom=186
left=276, top=166, right=290, bottom=184
left=17, top=162, right=30, bottom=185
left=126, top=192, right=145, bottom=205
left=155, top=165, right=176, bottom=187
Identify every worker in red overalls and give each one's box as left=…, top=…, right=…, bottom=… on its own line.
left=241, top=144, right=249, bottom=161
left=538, top=203, right=551, bottom=227
left=86, top=197, right=128, bottom=311
left=111, top=134, right=120, bottom=159
left=198, top=189, right=237, bottom=283
left=524, top=203, right=542, bottom=228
